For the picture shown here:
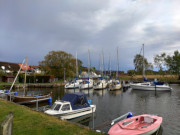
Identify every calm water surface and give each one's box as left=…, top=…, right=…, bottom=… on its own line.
left=16, top=84, right=180, bottom=135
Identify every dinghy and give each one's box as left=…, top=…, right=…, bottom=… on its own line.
left=45, top=93, right=96, bottom=120
left=108, top=114, right=162, bottom=135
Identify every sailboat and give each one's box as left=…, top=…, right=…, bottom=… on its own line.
left=93, top=50, right=108, bottom=90
left=109, top=47, right=122, bottom=90
left=79, top=49, right=93, bottom=89
left=7, top=57, right=52, bottom=104
left=130, top=44, right=172, bottom=91
left=65, top=52, right=82, bottom=89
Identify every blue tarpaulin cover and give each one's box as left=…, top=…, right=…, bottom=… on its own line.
left=62, top=93, right=90, bottom=110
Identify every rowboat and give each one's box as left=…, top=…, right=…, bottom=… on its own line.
left=44, top=92, right=96, bottom=120
left=108, top=114, right=162, bottom=135
left=7, top=92, right=52, bottom=105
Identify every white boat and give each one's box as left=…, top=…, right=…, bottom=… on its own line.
left=131, top=44, right=172, bottom=91
left=94, top=79, right=107, bottom=90
left=130, top=82, right=172, bottom=91
left=109, top=80, right=122, bottom=90
left=79, top=79, right=93, bottom=89
left=44, top=93, right=96, bottom=120
left=65, top=79, right=82, bottom=89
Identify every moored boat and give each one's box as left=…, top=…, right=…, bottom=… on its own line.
left=79, top=79, right=93, bottom=89
left=7, top=92, right=52, bottom=105
left=94, top=79, right=107, bottom=90
left=44, top=92, right=96, bottom=120
left=65, top=79, right=82, bottom=89
left=109, top=80, right=122, bottom=90
left=108, top=114, right=162, bottom=135
left=130, top=82, right=172, bottom=91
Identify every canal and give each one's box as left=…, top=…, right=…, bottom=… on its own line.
left=14, top=84, right=180, bottom=135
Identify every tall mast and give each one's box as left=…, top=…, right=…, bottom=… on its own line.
left=109, top=54, right=111, bottom=78
left=102, top=49, right=104, bottom=76
left=24, top=56, right=27, bottom=87
left=76, top=51, right=78, bottom=78
left=142, top=44, right=145, bottom=78
left=116, top=47, right=119, bottom=80
left=88, top=49, right=90, bottom=76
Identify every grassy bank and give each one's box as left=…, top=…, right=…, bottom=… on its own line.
left=0, top=99, right=102, bottom=135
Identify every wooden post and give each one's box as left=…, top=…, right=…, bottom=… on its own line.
left=36, top=97, right=38, bottom=111
left=1, top=112, right=13, bottom=135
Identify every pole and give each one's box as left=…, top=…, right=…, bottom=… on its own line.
left=142, top=44, right=145, bottom=79
left=9, top=59, right=25, bottom=92
left=64, top=68, right=66, bottom=82
left=36, top=97, right=38, bottom=111
left=92, top=107, right=94, bottom=129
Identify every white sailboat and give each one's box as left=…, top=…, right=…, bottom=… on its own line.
left=109, top=47, right=122, bottom=90
left=79, top=49, right=94, bottom=89
left=65, top=52, right=82, bottom=89
left=130, top=44, right=172, bottom=91
left=94, top=50, right=108, bottom=90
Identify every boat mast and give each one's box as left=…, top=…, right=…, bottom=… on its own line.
left=142, top=44, right=145, bottom=78
left=116, top=47, right=119, bottom=80
left=88, top=49, right=90, bottom=77
left=9, top=59, right=25, bottom=92
left=108, top=54, right=111, bottom=78
left=102, top=49, right=104, bottom=76
left=76, top=51, right=78, bottom=78
left=24, top=56, right=27, bottom=88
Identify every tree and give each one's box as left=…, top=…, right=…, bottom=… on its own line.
left=154, top=53, right=166, bottom=75
left=133, top=54, right=153, bottom=74
left=39, top=51, right=82, bottom=79
left=165, top=50, right=180, bottom=75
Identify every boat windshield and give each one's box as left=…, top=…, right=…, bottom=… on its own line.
left=51, top=103, right=61, bottom=111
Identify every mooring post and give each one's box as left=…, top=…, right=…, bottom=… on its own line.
left=92, top=107, right=94, bottom=129
left=36, top=97, right=38, bottom=111
left=1, top=112, right=13, bottom=135
left=10, top=93, right=11, bottom=102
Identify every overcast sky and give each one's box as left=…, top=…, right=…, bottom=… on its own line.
left=1, top=0, right=180, bottom=72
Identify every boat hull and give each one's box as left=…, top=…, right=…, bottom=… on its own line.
left=94, top=83, right=107, bottom=90
left=8, top=93, right=52, bottom=104
left=108, top=114, right=162, bottom=135
left=130, top=83, right=171, bottom=91
left=45, top=105, right=96, bottom=120
left=109, top=84, right=122, bottom=91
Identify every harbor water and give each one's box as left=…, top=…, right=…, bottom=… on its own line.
left=14, top=84, right=180, bottom=135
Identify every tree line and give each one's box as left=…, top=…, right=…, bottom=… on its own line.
left=130, top=50, right=180, bottom=77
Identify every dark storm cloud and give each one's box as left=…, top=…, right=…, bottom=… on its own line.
left=1, top=0, right=180, bottom=71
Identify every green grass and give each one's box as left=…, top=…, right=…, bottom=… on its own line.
left=0, top=99, right=102, bottom=135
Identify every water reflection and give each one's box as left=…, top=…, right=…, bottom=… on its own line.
left=11, top=85, right=180, bottom=134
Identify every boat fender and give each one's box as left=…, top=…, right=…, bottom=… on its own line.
left=14, top=92, right=18, bottom=96
left=127, top=112, right=133, bottom=118
left=5, top=90, right=9, bottom=93
left=48, top=97, right=52, bottom=106
left=88, top=100, right=92, bottom=105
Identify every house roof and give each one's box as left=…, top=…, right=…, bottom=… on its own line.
left=0, top=61, right=19, bottom=71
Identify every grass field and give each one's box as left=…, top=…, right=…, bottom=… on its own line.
left=0, top=99, right=102, bottom=135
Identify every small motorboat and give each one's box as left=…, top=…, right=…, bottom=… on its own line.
left=44, top=92, right=96, bottom=120
left=108, top=114, right=162, bottom=135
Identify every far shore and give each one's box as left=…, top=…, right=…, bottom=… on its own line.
left=0, top=74, right=179, bottom=89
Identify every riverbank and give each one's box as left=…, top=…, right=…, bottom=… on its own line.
left=0, top=98, right=102, bottom=135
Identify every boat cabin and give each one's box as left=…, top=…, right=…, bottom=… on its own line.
left=50, top=93, right=90, bottom=112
